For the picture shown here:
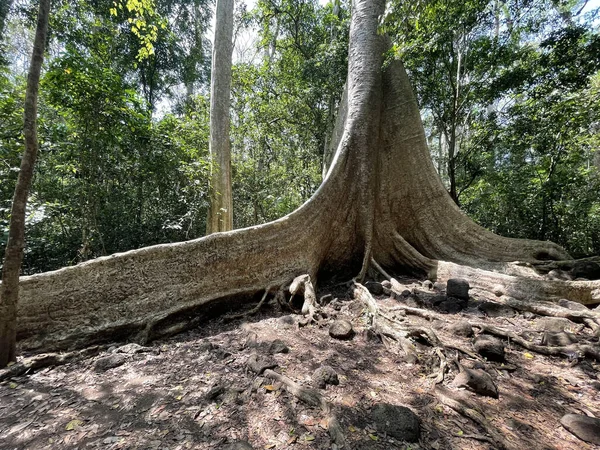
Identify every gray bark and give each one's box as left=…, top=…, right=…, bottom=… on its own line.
left=2, top=0, right=597, bottom=355
left=206, top=0, right=234, bottom=234
left=0, top=0, right=50, bottom=368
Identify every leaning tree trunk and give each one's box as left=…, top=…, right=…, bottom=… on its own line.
left=206, top=0, right=234, bottom=234
left=0, top=0, right=50, bottom=367
left=5, top=0, right=599, bottom=354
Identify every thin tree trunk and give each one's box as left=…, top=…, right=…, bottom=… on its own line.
left=206, top=0, right=234, bottom=234
left=0, top=0, right=50, bottom=368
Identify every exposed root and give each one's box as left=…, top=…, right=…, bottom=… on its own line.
left=431, top=347, right=447, bottom=384
left=0, top=346, right=105, bottom=381
left=289, top=275, right=319, bottom=325
left=263, top=369, right=346, bottom=448
left=370, top=258, right=392, bottom=280
left=434, top=385, right=512, bottom=450
left=223, top=288, right=273, bottom=322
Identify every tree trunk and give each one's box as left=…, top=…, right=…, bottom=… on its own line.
left=0, top=0, right=50, bottom=368
left=4, top=0, right=598, bottom=355
left=206, top=0, right=234, bottom=234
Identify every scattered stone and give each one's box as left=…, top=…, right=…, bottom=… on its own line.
left=268, top=339, right=289, bottom=354
left=223, top=441, right=254, bottom=450
left=246, top=353, right=277, bottom=374
left=366, top=281, right=384, bottom=296
left=492, top=285, right=504, bottom=297
left=572, top=261, right=600, bottom=280
left=478, top=301, right=517, bottom=318
left=431, top=319, right=446, bottom=330
left=251, top=376, right=265, bottom=392
left=447, top=320, right=473, bottom=337
left=522, top=311, right=536, bottom=320
left=447, top=279, right=470, bottom=300
left=430, top=295, right=447, bottom=306
left=313, top=365, right=339, bottom=389
left=94, top=354, right=127, bottom=372
left=370, top=403, right=420, bottom=442
left=421, top=280, right=434, bottom=290
left=439, top=297, right=468, bottom=314
left=473, top=335, right=505, bottom=362
left=363, top=328, right=382, bottom=344
left=541, top=331, right=578, bottom=347
left=560, top=414, right=600, bottom=445
left=539, top=317, right=572, bottom=333
left=114, top=343, right=150, bottom=354
left=452, top=367, right=498, bottom=398
left=329, top=320, right=354, bottom=340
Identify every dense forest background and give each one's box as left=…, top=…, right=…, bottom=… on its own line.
left=1, top=0, right=599, bottom=275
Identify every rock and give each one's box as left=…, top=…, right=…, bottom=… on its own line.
left=363, top=328, right=381, bottom=344
left=113, top=343, right=150, bottom=354
left=246, top=353, right=277, bottom=374
left=421, top=280, right=434, bottom=290
left=268, top=339, right=289, bottom=354
left=329, top=320, right=354, bottom=340
left=547, top=269, right=573, bottom=281
left=370, top=403, right=420, bottom=442
left=313, top=365, right=339, bottom=389
left=541, top=331, right=578, bottom=347
left=430, top=295, right=447, bottom=306
left=539, top=317, right=571, bottom=332
left=447, top=279, right=470, bottom=300
left=492, top=285, right=504, bottom=297
left=522, top=311, right=536, bottom=320
left=278, top=315, right=296, bottom=327
left=439, top=297, right=467, bottom=314
left=572, top=261, right=600, bottom=280
left=560, top=414, right=600, bottom=445
left=452, top=367, right=498, bottom=398
left=366, top=281, right=384, bottom=296
left=447, top=320, right=473, bottom=337
left=223, top=441, right=254, bottom=450
left=478, top=301, right=517, bottom=318
left=473, top=335, right=505, bottom=362
left=94, top=354, right=127, bottom=372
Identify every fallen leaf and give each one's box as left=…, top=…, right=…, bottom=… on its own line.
left=319, top=418, right=329, bottom=429
left=65, top=419, right=83, bottom=431
left=304, top=434, right=315, bottom=441
left=176, top=395, right=184, bottom=401
left=369, top=434, right=378, bottom=441
left=523, top=352, right=534, bottom=359
left=348, top=425, right=357, bottom=432
left=264, top=385, right=277, bottom=391
left=8, top=382, right=17, bottom=389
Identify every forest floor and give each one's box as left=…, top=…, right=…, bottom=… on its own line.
left=1, top=276, right=600, bottom=450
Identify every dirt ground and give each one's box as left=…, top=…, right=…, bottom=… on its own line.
left=1, top=277, right=600, bottom=450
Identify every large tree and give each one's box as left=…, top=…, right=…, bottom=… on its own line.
left=0, top=0, right=50, bottom=367
left=4, top=0, right=599, bottom=355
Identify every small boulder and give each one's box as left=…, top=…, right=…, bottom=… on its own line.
left=247, top=353, right=277, bottom=374
left=371, top=403, right=420, bottom=442
left=268, top=339, right=289, bottom=354
left=478, top=301, right=517, bottom=318
left=447, top=320, right=473, bottom=337
left=452, top=367, right=498, bottom=398
left=94, top=354, right=127, bottom=372
left=560, top=414, right=600, bottom=445
left=572, top=261, right=600, bottom=280
left=313, top=365, right=339, bottom=389
left=473, top=335, right=505, bottom=362
left=447, top=279, right=470, bottom=300
left=329, top=320, right=354, bottom=340
left=433, top=282, right=446, bottom=292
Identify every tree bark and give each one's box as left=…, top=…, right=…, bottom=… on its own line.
left=3, top=0, right=598, bottom=355
left=0, top=0, right=50, bottom=368
left=206, top=0, right=234, bottom=234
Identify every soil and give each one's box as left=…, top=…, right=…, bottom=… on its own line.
left=1, top=276, right=600, bottom=450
